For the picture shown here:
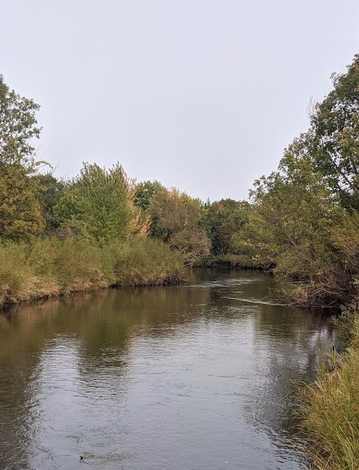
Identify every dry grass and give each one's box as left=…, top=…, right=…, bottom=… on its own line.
left=0, top=237, right=185, bottom=306
left=299, top=318, right=359, bottom=469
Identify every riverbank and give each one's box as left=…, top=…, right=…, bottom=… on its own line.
left=298, top=306, right=359, bottom=469
left=196, top=254, right=274, bottom=270
left=0, top=237, right=185, bottom=308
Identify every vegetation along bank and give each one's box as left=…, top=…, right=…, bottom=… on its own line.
left=2, top=52, right=359, bottom=468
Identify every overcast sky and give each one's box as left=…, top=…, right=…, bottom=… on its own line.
left=1, top=1, right=359, bottom=201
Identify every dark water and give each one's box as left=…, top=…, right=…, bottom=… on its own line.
left=0, top=269, right=338, bottom=470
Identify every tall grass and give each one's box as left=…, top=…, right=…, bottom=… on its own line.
left=299, top=317, right=359, bottom=469
left=0, top=237, right=185, bottom=306
left=103, top=238, right=184, bottom=286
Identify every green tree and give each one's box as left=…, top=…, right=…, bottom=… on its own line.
left=252, top=155, right=342, bottom=275
left=290, top=54, right=359, bottom=210
left=149, top=189, right=210, bottom=263
left=55, top=163, right=146, bottom=244
left=203, top=199, right=248, bottom=255
left=34, top=173, right=66, bottom=233
left=251, top=154, right=351, bottom=305
left=134, top=180, right=168, bottom=238
left=134, top=180, right=166, bottom=212
left=0, top=75, right=44, bottom=240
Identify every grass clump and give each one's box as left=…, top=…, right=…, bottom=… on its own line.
left=299, top=316, right=359, bottom=469
left=0, top=237, right=185, bottom=307
left=103, top=238, right=184, bottom=286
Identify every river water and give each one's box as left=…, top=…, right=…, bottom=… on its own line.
left=0, top=269, right=338, bottom=470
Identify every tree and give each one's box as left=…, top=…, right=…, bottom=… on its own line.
left=54, top=163, right=147, bottom=244
left=250, top=154, right=352, bottom=305
left=291, top=54, right=359, bottom=209
left=252, top=155, right=343, bottom=275
left=203, top=199, right=248, bottom=255
left=0, top=75, right=41, bottom=166
left=134, top=180, right=166, bottom=212
left=149, top=189, right=210, bottom=263
left=34, top=173, right=66, bottom=233
left=134, top=180, right=168, bottom=238
left=0, top=75, right=44, bottom=241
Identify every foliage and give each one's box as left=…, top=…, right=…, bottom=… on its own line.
left=283, top=55, right=359, bottom=210
left=134, top=180, right=168, bottom=238
left=0, top=75, right=41, bottom=167
left=0, top=237, right=184, bottom=306
left=252, top=155, right=342, bottom=275
left=149, top=188, right=210, bottom=264
left=0, top=75, right=45, bottom=240
left=309, top=54, right=359, bottom=209
left=243, top=53, right=359, bottom=305
left=54, top=163, right=147, bottom=244
left=0, top=242, right=32, bottom=303
left=0, top=163, right=45, bottom=241
left=135, top=180, right=166, bottom=212
left=34, top=172, right=66, bottom=233
left=299, top=317, right=359, bottom=470
left=102, top=238, right=184, bottom=286
left=250, top=154, right=352, bottom=305
left=230, top=205, right=276, bottom=268
left=203, top=199, right=248, bottom=255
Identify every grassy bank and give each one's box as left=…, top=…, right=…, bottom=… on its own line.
left=0, top=237, right=185, bottom=307
left=298, top=311, right=359, bottom=469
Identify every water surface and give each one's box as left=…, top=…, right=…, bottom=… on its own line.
left=0, top=269, right=337, bottom=470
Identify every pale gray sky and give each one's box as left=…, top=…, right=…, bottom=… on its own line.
left=1, top=0, right=359, bottom=201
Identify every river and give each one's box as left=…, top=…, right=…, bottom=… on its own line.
left=0, top=269, right=338, bottom=470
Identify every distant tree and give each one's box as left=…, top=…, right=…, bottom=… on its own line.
left=0, top=75, right=45, bottom=240
left=34, top=173, right=66, bottom=233
left=149, top=189, right=210, bottom=263
left=54, top=163, right=147, bottom=244
left=203, top=199, right=248, bottom=255
left=134, top=180, right=168, bottom=238
left=0, top=75, right=41, bottom=166
left=134, top=180, right=166, bottom=212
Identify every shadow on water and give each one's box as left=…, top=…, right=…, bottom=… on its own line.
left=0, top=269, right=339, bottom=470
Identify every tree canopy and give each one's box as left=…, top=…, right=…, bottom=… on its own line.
left=0, top=75, right=44, bottom=241
left=54, top=163, right=147, bottom=244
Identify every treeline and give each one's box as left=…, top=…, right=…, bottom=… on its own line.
left=0, top=76, right=186, bottom=305
left=2, top=54, right=359, bottom=309
left=246, top=54, right=359, bottom=308
left=132, top=53, right=359, bottom=310
left=136, top=52, right=359, bottom=309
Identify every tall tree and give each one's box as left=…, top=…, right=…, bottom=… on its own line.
left=0, top=75, right=44, bottom=240
left=203, top=199, right=248, bottom=255
left=292, top=54, right=359, bottom=209
left=34, top=173, right=66, bottom=233
left=54, top=163, right=147, bottom=244
left=134, top=180, right=166, bottom=212
left=149, top=189, right=210, bottom=263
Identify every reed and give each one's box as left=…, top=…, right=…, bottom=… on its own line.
left=298, top=317, right=359, bottom=469
left=0, top=237, right=185, bottom=306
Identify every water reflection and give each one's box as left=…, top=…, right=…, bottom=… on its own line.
left=0, top=269, right=338, bottom=470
